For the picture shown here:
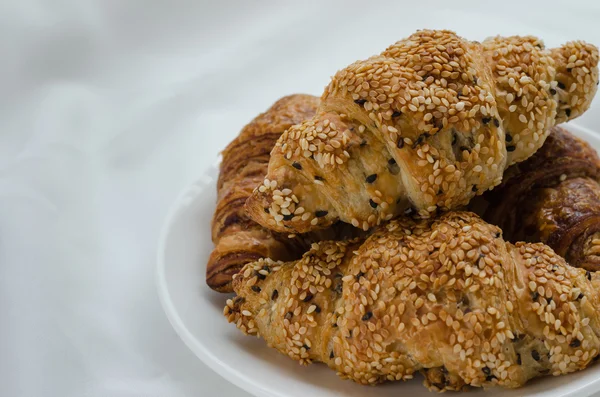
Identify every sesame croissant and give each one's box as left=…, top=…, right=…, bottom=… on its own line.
left=225, top=211, right=600, bottom=392
left=245, top=30, right=599, bottom=234
left=474, top=127, right=600, bottom=271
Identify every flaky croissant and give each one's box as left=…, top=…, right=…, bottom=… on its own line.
left=207, top=94, right=320, bottom=292
left=225, top=212, right=600, bottom=392
left=474, top=127, right=600, bottom=271
left=519, top=177, right=600, bottom=271
left=245, top=30, right=599, bottom=234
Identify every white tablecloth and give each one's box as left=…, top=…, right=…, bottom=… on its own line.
left=2, top=1, right=600, bottom=396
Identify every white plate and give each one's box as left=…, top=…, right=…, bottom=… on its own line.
left=157, top=123, right=600, bottom=397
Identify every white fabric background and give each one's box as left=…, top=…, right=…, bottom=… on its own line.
left=2, top=1, right=600, bottom=396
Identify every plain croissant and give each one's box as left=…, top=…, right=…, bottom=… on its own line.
left=245, top=30, right=599, bottom=234
left=225, top=211, right=600, bottom=391
left=473, top=127, right=600, bottom=271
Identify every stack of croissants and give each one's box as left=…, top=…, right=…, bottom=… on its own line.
left=207, top=30, right=600, bottom=392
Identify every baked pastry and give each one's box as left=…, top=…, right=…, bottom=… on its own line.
left=245, top=30, right=599, bottom=234
left=207, top=94, right=320, bottom=292
left=225, top=211, right=600, bottom=391
left=475, top=127, right=600, bottom=271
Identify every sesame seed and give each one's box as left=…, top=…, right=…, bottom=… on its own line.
left=366, top=174, right=378, bottom=184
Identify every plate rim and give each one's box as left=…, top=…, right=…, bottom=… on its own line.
left=156, top=122, right=600, bottom=397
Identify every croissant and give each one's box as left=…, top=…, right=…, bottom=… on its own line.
left=207, top=94, right=320, bottom=292
left=474, top=127, right=600, bottom=271
left=208, top=94, right=363, bottom=292
left=225, top=211, right=600, bottom=391
left=245, top=30, right=599, bottom=234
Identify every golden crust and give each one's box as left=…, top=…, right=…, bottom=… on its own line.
left=226, top=212, right=600, bottom=391
left=245, top=30, right=599, bottom=234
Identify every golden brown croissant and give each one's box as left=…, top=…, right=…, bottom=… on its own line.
left=474, top=127, right=600, bottom=271
left=245, top=30, right=599, bottom=234
left=519, top=178, right=600, bottom=271
left=225, top=211, right=600, bottom=392
left=207, top=94, right=320, bottom=292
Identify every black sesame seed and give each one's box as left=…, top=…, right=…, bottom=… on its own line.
left=392, top=111, right=401, bottom=118
left=369, top=199, right=378, bottom=209
left=531, top=350, right=540, bottom=361
left=493, top=118, right=500, bottom=128
left=587, top=271, right=592, bottom=280
left=397, top=138, right=404, bottom=149
left=567, top=68, right=572, bottom=73
left=412, top=134, right=428, bottom=148
left=532, top=291, right=539, bottom=301
left=264, top=207, right=270, bottom=213
left=362, top=312, right=373, bottom=321
left=354, top=99, right=367, bottom=106
left=356, top=271, right=365, bottom=281
left=314, top=305, right=321, bottom=313
left=482, top=367, right=491, bottom=375
left=285, top=311, right=293, bottom=320
left=330, top=351, right=334, bottom=359
left=302, top=344, right=310, bottom=351
left=233, top=296, right=245, bottom=305
left=577, top=293, right=585, bottom=300
left=251, top=285, right=261, bottom=293
left=366, top=174, right=378, bottom=184
left=283, top=214, right=294, bottom=221
left=506, top=145, right=516, bottom=152
left=566, top=108, right=572, bottom=117
left=255, top=270, right=266, bottom=280
left=292, top=162, right=302, bottom=170
left=517, top=353, right=522, bottom=365
left=482, top=117, right=491, bottom=125
left=315, top=210, right=328, bottom=218
left=570, top=339, right=581, bottom=348
left=271, top=289, right=279, bottom=300
left=472, top=185, right=477, bottom=192
left=550, top=88, right=557, bottom=95
left=557, top=81, right=566, bottom=89
left=302, top=293, right=314, bottom=302
left=387, top=159, right=400, bottom=175
left=506, top=133, right=513, bottom=142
